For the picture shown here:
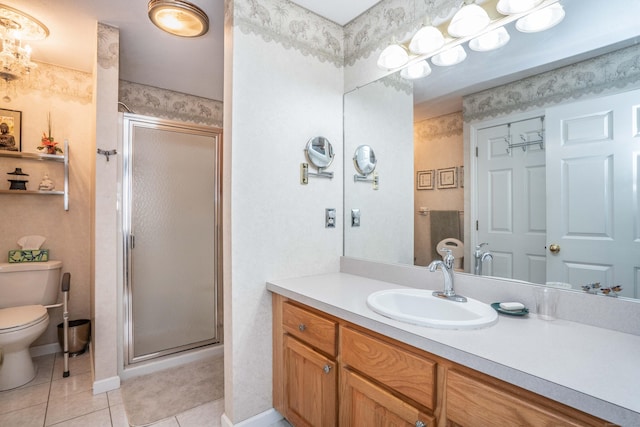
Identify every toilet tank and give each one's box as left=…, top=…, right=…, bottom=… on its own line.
left=0, top=260, right=62, bottom=308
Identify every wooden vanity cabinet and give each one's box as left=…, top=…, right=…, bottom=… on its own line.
left=272, top=294, right=611, bottom=427
left=274, top=298, right=338, bottom=426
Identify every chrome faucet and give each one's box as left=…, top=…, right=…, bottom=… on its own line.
left=429, top=248, right=467, bottom=302
left=474, top=243, right=493, bottom=275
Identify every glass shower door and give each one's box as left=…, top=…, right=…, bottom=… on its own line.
left=123, top=114, right=222, bottom=364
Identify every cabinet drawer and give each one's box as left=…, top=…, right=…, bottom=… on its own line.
left=446, top=369, right=610, bottom=427
left=341, top=327, right=437, bottom=410
left=283, top=302, right=337, bottom=356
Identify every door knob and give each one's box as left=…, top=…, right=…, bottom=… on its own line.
left=549, top=244, right=560, bottom=254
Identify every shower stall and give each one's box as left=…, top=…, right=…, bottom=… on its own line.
left=121, top=114, right=223, bottom=366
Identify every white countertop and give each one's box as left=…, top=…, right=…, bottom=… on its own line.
left=267, top=272, right=640, bottom=426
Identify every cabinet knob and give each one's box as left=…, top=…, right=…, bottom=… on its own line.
left=298, top=324, right=306, bottom=332
left=415, top=421, right=426, bottom=427
left=323, top=364, right=332, bottom=374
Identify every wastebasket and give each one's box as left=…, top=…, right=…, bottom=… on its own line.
left=57, top=319, right=91, bottom=356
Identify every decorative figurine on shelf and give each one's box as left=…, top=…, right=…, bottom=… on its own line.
left=7, top=167, right=29, bottom=190
left=37, top=113, right=62, bottom=155
left=38, top=173, right=55, bottom=191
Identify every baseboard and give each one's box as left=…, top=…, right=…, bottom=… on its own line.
left=93, top=376, right=120, bottom=395
left=221, top=408, right=283, bottom=427
left=30, top=343, right=61, bottom=357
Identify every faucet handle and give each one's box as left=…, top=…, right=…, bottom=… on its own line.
left=475, top=242, right=489, bottom=250
left=439, top=247, right=454, bottom=268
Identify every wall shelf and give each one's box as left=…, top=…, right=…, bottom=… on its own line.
left=0, top=140, right=69, bottom=210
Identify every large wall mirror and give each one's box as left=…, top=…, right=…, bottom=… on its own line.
left=344, top=1, right=640, bottom=301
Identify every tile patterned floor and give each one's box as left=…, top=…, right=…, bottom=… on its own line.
left=0, top=352, right=291, bottom=427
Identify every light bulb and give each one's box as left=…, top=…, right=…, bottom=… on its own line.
left=469, top=27, right=510, bottom=52
left=432, top=45, right=467, bottom=66
left=516, top=4, right=565, bottom=33
left=409, top=26, right=444, bottom=55
left=377, top=44, right=409, bottom=70
left=401, top=61, right=432, bottom=79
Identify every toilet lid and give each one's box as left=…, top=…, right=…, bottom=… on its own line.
left=0, top=305, right=48, bottom=330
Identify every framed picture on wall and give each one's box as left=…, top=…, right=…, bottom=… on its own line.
left=437, top=167, right=457, bottom=189
left=417, top=170, right=435, bottom=190
left=0, top=108, right=21, bottom=152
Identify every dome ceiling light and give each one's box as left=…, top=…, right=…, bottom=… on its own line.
left=376, top=0, right=565, bottom=81
left=148, top=0, right=209, bottom=37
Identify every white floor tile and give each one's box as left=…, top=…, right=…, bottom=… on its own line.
left=0, top=382, right=50, bottom=415
left=48, top=407, right=112, bottom=427
left=0, top=401, right=46, bottom=427
left=45, top=389, right=108, bottom=426
left=146, top=416, right=180, bottom=426
left=48, top=371, right=94, bottom=399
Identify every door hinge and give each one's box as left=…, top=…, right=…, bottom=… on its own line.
left=130, top=234, right=135, bottom=249
left=475, top=146, right=479, bottom=157
left=476, top=220, right=479, bottom=231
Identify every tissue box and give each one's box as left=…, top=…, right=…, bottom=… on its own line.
left=8, top=250, right=49, bottom=263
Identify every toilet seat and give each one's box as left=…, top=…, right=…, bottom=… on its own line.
left=0, top=305, right=48, bottom=334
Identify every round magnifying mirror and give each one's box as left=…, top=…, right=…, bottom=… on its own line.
left=305, top=136, right=335, bottom=169
left=353, top=145, right=377, bottom=176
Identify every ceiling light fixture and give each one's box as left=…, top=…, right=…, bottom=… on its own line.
left=148, top=0, right=209, bottom=37
left=376, top=0, right=564, bottom=80
left=0, top=4, right=48, bottom=83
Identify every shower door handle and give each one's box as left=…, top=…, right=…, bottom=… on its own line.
left=129, top=234, right=135, bottom=249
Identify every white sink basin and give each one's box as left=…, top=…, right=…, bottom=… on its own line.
left=367, top=288, right=498, bottom=330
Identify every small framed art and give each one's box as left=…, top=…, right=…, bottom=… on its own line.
left=437, top=167, right=457, bottom=189
left=0, top=108, right=21, bottom=152
left=417, top=170, right=435, bottom=190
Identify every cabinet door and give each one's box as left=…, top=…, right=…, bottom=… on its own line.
left=446, top=370, right=609, bottom=427
left=284, top=335, right=337, bottom=427
left=340, top=368, right=435, bottom=427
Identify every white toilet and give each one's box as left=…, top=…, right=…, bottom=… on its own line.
left=0, top=260, right=62, bottom=391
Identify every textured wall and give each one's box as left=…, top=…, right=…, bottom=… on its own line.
left=224, top=0, right=343, bottom=423
left=93, top=22, right=120, bottom=389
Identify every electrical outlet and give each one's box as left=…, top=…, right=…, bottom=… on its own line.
left=351, top=209, right=360, bottom=227
left=325, top=208, right=336, bottom=228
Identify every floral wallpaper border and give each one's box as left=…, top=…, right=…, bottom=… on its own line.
left=97, top=24, right=119, bottom=71
left=345, top=0, right=458, bottom=67
left=5, top=61, right=92, bottom=105
left=233, top=0, right=344, bottom=67
left=463, top=43, right=640, bottom=122
left=415, top=111, right=463, bottom=139
left=119, top=81, right=223, bottom=128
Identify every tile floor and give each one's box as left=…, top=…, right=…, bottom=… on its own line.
left=0, top=352, right=291, bottom=427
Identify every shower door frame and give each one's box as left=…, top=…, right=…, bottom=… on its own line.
left=121, top=113, right=223, bottom=366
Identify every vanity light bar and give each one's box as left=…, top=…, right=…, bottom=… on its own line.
left=383, top=0, right=562, bottom=76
